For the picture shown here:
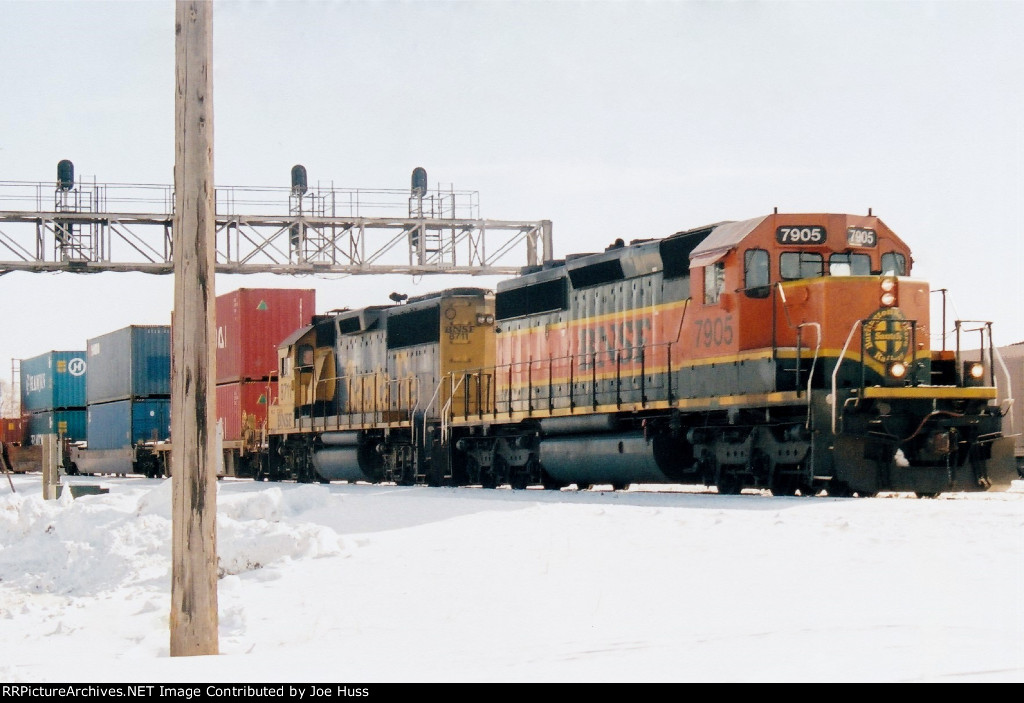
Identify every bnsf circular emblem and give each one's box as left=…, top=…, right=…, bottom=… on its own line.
left=67, top=357, right=87, bottom=376
left=862, top=308, right=909, bottom=364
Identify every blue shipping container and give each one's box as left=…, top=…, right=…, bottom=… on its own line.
left=87, top=326, right=171, bottom=404
left=20, top=351, right=88, bottom=412
left=25, top=409, right=87, bottom=444
left=87, top=398, right=171, bottom=451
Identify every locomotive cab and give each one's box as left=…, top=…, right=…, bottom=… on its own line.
left=688, top=213, right=924, bottom=389
left=270, top=315, right=337, bottom=432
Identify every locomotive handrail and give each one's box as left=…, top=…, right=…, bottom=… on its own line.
left=831, top=319, right=865, bottom=434
left=493, top=341, right=674, bottom=415
left=438, top=373, right=469, bottom=446
left=309, top=371, right=418, bottom=431
left=458, top=370, right=494, bottom=420
left=798, top=322, right=821, bottom=429
left=961, top=321, right=1017, bottom=436
left=955, top=322, right=1015, bottom=434
left=420, top=373, right=456, bottom=449
left=672, top=298, right=691, bottom=343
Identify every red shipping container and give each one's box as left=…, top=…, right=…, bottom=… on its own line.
left=0, top=417, right=25, bottom=444
left=216, top=381, right=278, bottom=443
left=216, top=288, right=315, bottom=383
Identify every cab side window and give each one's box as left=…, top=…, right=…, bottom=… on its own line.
left=780, top=252, right=824, bottom=280
left=881, top=252, right=907, bottom=275
left=744, top=249, right=770, bottom=298
left=704, top=261, right=725, bottom=304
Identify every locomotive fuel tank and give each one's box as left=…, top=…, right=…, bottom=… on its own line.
left=538, top=432, right=685, bottom=487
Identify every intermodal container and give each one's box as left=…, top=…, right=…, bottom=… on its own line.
left=216, top=288, right=315, bottom=383
left=87, top=326, right=171, bottom=404
left=24, top=409, right=87, bottom=444
left=87, top=398, right=171, bottom=451
left=20, top=351, right=88, bottom=412
left=0, top=417, right=25, bottom=444
left=216, top=381, right=278, bottom=442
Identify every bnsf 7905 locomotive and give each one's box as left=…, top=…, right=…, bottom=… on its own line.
left=264, top=212, right=1018, bottom=497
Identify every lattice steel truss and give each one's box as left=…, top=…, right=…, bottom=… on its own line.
left=0, top=180, right=552, bottom=275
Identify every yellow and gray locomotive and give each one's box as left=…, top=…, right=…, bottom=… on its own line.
left=267, top=288, right=495, bottom=485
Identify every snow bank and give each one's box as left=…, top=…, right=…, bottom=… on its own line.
left=0, top=479, right=349, bottom=596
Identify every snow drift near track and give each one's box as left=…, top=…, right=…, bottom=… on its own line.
left=1, top=474, right=1022, bottom=683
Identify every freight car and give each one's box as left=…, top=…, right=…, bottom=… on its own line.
left=264, top=212, right=1019, bottom=497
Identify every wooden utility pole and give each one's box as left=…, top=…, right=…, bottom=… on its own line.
left=170, top=0, right=218, bottom=657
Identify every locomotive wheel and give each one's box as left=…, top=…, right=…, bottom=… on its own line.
left=717, top=471, right=742, bottom=495
left=492, top=455, right=510, bottom=488
left=771, top=468, right=804, bottom=496
left=426, top=462, right=444, bottom=488
left=509, top=469, right=529, bottom=490
left=465, top=457, right=482, bottom=485
left=542, top=476, right=566, bottom=490
left=539, top=464, right=567, bottom=491
left=396, top=466, right=416, bottom=486
left=480, top=459, right=498, bottom=489
left=771, top=479, right=797, bottom=497
left=828, top=480, right=853, bottom=498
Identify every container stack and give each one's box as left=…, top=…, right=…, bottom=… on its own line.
left=20, top=350, right=88, bottom=444
left=85, top=325, right=171, bottom=451
left=214, top=288, right=316, bottom=449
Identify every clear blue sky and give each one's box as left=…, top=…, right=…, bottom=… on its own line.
left=1, top=0, right=1022, bottom=404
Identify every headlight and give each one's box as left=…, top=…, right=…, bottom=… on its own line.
left=889, top=362, right=907, bottom=379
left=963, top=360, right=986, bottom=386
left=879, top=277, right=897, bottom=306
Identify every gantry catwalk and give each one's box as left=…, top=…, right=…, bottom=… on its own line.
left=0, top=165, right=553, bottom=276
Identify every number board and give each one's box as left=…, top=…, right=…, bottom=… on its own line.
left=775, top=226, right=826, bottom=245
left=846, top=227, right=877, bottom=247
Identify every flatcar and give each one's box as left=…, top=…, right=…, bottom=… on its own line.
left=266, top=211, right=1018, bottom=497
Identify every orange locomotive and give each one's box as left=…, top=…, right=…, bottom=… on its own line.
left=268, top=212, right=1018, bottom=497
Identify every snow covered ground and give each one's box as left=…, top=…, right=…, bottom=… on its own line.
left=1, top=472, right=1022, bottom=683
